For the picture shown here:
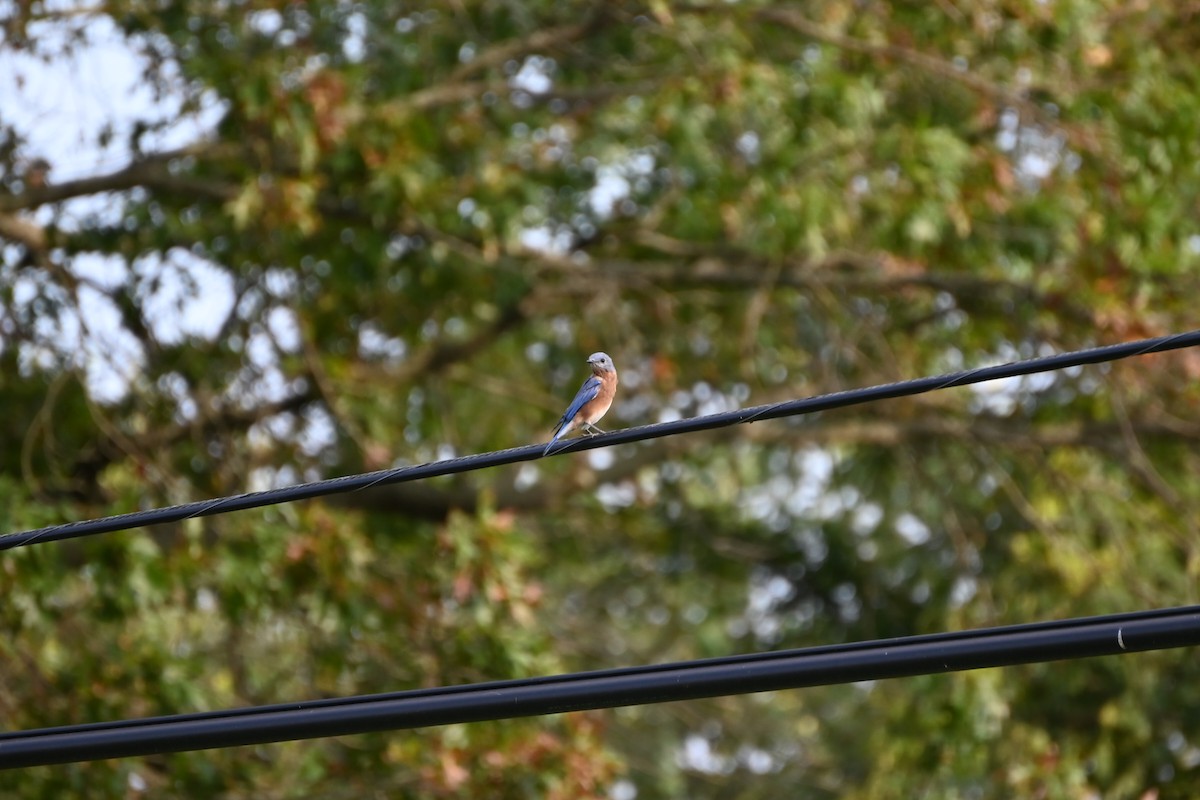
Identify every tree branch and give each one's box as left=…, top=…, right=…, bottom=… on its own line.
left=448, top=20, right=598, bottom=84
left=0, top=144, right=231, bottom=213
left=0, top=212, right=47, bottom=251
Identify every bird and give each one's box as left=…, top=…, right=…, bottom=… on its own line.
left=544, top=352, right=618, bottom=455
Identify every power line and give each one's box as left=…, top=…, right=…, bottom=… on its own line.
left=4, top=328, right=1199, bottom=551
left=2, top=604, right=1198, bottom=768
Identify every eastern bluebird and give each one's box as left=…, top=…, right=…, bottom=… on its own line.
left=544, top=352, right=618, bottom=455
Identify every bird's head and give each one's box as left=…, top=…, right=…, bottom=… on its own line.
left=587, top=352, right=615, bottom=373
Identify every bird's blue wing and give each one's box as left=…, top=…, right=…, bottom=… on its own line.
left=552, top=375, right=602, bottom=435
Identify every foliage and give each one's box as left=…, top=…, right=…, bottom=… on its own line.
left=3, top=0, right=1200, bottom=795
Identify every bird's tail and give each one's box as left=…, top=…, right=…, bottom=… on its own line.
left=544, top=419, right=573, bottom=455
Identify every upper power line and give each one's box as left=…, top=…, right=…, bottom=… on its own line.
left=3, top=328, right=1199, bottom=551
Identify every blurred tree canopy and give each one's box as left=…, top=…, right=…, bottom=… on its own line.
left=3, top=0, right=1200, bottom=796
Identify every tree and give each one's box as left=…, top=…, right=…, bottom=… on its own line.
left=3, top=0, right=1200, bottom=796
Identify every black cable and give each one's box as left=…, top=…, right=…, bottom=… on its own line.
left=4, top=329, right=1199, bottom=551
left=2, top=604, right=1198, bottom=768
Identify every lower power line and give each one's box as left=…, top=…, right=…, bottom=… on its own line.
left=3, top=604, right=1199, bottom=768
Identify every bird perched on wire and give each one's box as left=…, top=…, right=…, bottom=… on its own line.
left=544, top=352, right=618, bottom=455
